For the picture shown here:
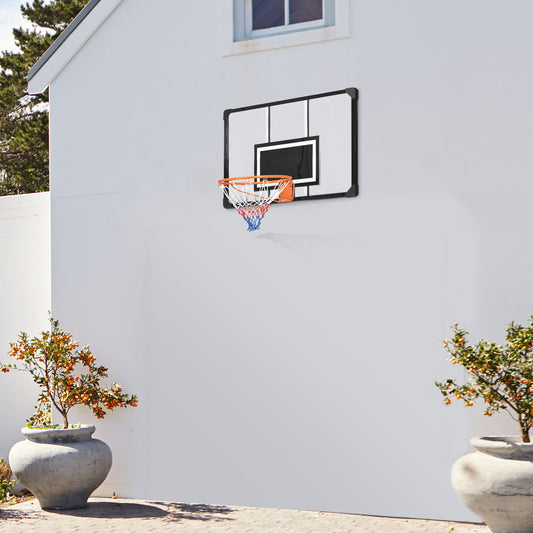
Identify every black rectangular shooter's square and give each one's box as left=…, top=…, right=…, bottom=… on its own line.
left=255, top=139, right=317, bottom=185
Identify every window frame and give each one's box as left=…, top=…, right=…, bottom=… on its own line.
left=245, top=0, right=327, bottom=39
left=225, top=0, right=349, bottom=56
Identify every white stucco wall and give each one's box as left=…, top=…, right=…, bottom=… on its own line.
left=0, top=192, right=51, bottom=459
left=43, top=0, right=533, bottom=521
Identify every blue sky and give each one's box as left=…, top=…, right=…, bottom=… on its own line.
left=0, top=0, right=30, bottom=53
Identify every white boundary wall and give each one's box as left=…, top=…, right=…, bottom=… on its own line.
left=40, top=0, right=533, bottom=522
left=0, top=192, right=51, bottom=459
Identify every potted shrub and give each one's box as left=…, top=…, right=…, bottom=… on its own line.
left=1, top=316, right=137, bottom=510
left=436, top=318, right=533, bottom=533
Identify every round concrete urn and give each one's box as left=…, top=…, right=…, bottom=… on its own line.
left=451, top=436, right=533, bottom=533
left=9, top=425, right=112, bottom=510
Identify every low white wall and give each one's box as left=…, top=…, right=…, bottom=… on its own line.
left=0, top=192, right=51, bottom=459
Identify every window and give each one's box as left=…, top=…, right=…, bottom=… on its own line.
left=227, top=0, right=349, bottom=56
left=248, top=0, right=324, bottom=37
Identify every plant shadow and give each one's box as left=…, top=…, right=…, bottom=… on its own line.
left=0, top=508, right=41, bottom=522
left=45, top=501, right=236, bottom=523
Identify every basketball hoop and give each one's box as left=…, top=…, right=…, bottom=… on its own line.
left=218, top=175, right=294, bottom=231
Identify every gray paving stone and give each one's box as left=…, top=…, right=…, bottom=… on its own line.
left=0, top=498, right=490, bottom=533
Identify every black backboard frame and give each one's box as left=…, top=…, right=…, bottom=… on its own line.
left=223, top=87, right=358, bottom=209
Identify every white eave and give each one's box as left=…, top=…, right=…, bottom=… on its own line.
left=27, top=0, right=123, bottom=95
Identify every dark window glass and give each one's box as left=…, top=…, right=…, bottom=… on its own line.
left=252, top=0, right=285, bottom=30
left=289, top=0, right=322, bottom=24
left=259, top=145, right=314, bottom=180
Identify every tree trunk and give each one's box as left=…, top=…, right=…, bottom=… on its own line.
left=520, top=419, right=530, bottom=443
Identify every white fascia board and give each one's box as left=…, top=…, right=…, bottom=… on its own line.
left=27, top=0, right=123, bottom=95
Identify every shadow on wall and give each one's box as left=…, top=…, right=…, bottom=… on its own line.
left=256, top=232, right=356, bottom=254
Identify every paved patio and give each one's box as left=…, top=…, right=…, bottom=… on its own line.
left=0, top=498, right=489, bottom=532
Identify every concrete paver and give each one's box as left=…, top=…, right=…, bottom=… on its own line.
left=0, top=498, right=489, bottom=533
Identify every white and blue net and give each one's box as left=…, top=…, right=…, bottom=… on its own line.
left=219, top=176, right=292, bottom=232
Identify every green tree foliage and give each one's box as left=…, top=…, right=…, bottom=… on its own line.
left=0, top=0, right=89, bottom=195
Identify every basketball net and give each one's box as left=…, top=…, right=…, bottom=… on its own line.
left=218, top=175, right=294, bottom=231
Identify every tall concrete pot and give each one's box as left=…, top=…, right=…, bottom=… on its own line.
left=451, top=436, right=533, bottom=533
left=9, top=425, right=112, bottom=510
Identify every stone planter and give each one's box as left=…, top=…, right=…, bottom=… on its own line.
left=451, top=436, right=533, bottom=533
left=9, top=425, right=112, bottom=510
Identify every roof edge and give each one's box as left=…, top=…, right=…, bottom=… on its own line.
left=27, top=0, right=102, bottom=83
